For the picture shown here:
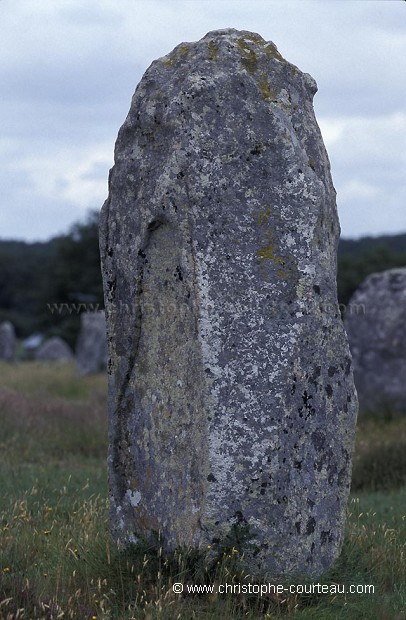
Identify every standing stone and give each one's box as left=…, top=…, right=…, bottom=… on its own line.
left=76, top=311, right=108, bottom=375
left=345, top=267, right=406, bottom=415
left=35, top=337, right=74, bottom=363
left=0, top=321, right=16, bottom=361
left=100, top=29, right=358, bottom=577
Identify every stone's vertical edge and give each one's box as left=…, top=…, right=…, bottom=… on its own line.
left=99, top=85, right=211, bottom=548
left=100, top=28, right=358, bottom=578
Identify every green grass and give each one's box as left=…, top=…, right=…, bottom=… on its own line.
left=0, top=362, right=405, bottom=619
left=352, top=416, right=406, bottom=492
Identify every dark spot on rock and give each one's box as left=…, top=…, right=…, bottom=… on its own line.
left=313, top=366, right=321, bottom=379
left=313, top=284, right=320, bottom=294
left=320, top=530, right=333, bottom=545
left=174, top=265, right=183, bottom=281
left=337, top=467, right=348, bottom=486
left=250, top=143, right=263, bottom=155
left=328, top=463, right=337, bottom=484
left=328, top=366, right=337, bottom=377
left=207, top=473, right=217, bottom=482
left=311, top=430, right=325, bottom=450
left=325, top=384, right=333, bottom=398
left=234, top=510, right=247, bottom=524
left=295, top=521, right=301, bottom=534
left=147, top=220, right=163, bottom=232
left=306, top=517, right=316, bottom=534
left=300, top=390, right=316, bottom=418
left=107, top=277, right=116, bottom=293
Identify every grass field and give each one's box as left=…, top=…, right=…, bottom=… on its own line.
left=0, top=362, right=405, bottom=619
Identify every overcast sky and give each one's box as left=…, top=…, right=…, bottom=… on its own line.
left=1, top=0, right=405, bottom=241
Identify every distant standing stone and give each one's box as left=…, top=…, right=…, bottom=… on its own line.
left=100, top=29, right=358, bottom=577
left=76, top=311, right=108, bottom=375
left=35, top=336, right=74, bottom=363
left=345, top=267, right=406, bottom=414
left=0, top=321, right=16, bottom=361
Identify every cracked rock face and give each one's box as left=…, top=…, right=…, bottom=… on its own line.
left=100, top=29, right=358, bottom=577
left=345, top=267, right=406, bottom=415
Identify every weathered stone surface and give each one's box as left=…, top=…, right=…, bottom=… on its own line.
left=345, top=267, right=406, bottom=414
left=100, top=29, right=358, bottom=577
left=76, top=311, right=108, bottom=375
left=0, top=321, right=16, bottom=361
left=35, top=337, right=74, bottom=362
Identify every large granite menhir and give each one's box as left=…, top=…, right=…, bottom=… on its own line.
left=345, top=267, right=406, bottom=414
left=100, top=29, right=358, bottom=577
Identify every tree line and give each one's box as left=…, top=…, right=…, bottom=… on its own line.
left=0, top=210, right=405, bottom=347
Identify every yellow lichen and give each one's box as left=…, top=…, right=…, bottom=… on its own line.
left=178, top=44, right=190, bottom=57
left=163, top=56, right=175, bottom=68
left=258, top=75, right=277, bottom=101
left=163, top=44, right=190, bottom=68
left=264, top=43, right=285, bottom=63
left=207, top=41, right=218, bottom=60
left=256, top=206, right=297, bottom=281
left=258, top=205, right=272, bottom=227
left=236, top=38, right=258, bottom=74
left=242, top=33, right=266, bottom=46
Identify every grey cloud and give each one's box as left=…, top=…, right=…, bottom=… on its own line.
left=0, top=0, right=405, bottom=240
